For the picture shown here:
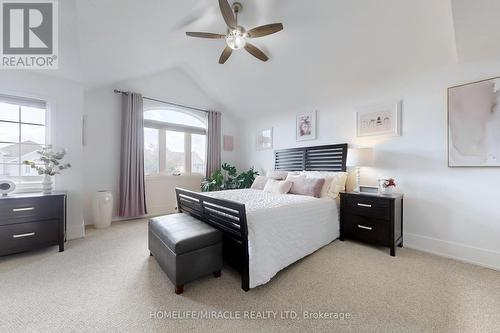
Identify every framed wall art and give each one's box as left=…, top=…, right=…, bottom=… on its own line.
left=256, top=128, right=273, bottom=150
left=448, top=76, right=500, bottom=167
left=356, top=101, right=402, bottom=137
left=296, top=111, right=317, bottom=141
left=223, top=135, right=234, bottom=151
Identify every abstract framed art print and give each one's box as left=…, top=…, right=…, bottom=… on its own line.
left=448, top=76, right=500, bottom=167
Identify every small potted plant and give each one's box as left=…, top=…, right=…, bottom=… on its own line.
left=378, top=178, right=397, bottom=195
left=23, top=146, right=71, bottom=194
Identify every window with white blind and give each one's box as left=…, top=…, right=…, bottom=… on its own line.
left=144, top=107, right=206, bottom=176
left=0, top=95, right=48, bottom=181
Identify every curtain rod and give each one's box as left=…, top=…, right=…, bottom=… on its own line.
left=113, top=89, right=210, bottom=114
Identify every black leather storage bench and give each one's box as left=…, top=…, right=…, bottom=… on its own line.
left=148, top=213, right=223, bottom=294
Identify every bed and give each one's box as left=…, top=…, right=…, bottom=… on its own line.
left=175, top=143, right=348, bottom=291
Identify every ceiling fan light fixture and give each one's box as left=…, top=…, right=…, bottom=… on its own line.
left=225, top=27, right=247, bottom=50
left=186, top=0, right=283, bottom=63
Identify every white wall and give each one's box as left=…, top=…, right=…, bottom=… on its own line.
left=82, top=67, right=241, bottom=224
left=0, top=71, right=85, bottom=240
left=238, top=59, right=500, bottom=270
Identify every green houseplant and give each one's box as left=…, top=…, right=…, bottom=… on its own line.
left=23, top=146, right=71, bottom=194
left=202, top=163, right=259, bottom=192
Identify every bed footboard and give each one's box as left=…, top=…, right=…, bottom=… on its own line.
left=175, top=188, right=250, bottom=291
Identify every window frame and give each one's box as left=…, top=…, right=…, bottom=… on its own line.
left=144, top=108, right=207, bottom=176
left=0, top=94, right=49, bottom=182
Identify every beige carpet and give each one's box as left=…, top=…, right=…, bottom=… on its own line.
left=1, top=219, right=499, bottom=333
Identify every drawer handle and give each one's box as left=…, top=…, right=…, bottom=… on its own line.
left=13, top=207, right=36, bottom=212
left=357, top=203, right=372, bottom=208
left=13, top=232, right=36, bottom=239
left=357, top=225, right=373, bottom=231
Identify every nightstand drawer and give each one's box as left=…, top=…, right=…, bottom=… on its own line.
left=0, top=220, right=59, bottom=256
left=343, top=215, right=389, bottom=245
left=345, top=195, right=390, bottom=220
left=0, top=197, right=62, bottom=225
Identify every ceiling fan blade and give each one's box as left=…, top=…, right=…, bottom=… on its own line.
left=247, top=23, right=284, bottom=38
left=244, top=43, right=269, bottom=62
left=218, top=0, right=236, bottom=29
left=219, top=46, right=233, bottom=64
left=186, top=32, right=225, bottom=39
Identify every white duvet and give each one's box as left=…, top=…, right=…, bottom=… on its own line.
left=206, top=189, right=339, bottom=288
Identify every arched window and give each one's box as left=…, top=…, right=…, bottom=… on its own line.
left=143, top=107, right=207, bottom=176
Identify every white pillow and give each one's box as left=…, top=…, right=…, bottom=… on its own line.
left=300, top=171, right=348, bottom=199
left=263, top=179, right=293, bottom=194
left=266, top=170, right=289, bottom=180
left=251, top=176, right=269, bottom=190
left=285, top=174, right=306, bottom=182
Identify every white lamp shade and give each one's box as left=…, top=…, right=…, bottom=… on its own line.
left=347, top=148, right=374, bottom=167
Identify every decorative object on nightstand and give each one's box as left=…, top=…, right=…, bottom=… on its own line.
left=23, top=146, right=72, bottom=194
left=359, top=185, right=379, bottom=194
left=339, top=192, right=403, bottom=256
left=346, top=147, right=374, bottom=192
left=378, top=178, right=397, bottom=195
left=0, top=180, right=16, bottom=197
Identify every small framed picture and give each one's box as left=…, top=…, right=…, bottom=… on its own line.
left=356, top=101, right=402, bottom=137
left=223, top=135, right=234, bottom=151
left=256, top=128, right=273, bottom=150
left=296, top=111, right=317, bottom=141
left=359, top=185, right=379, bottom=194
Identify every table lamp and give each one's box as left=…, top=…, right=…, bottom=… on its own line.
left=346, top=148, right=374, bottom=192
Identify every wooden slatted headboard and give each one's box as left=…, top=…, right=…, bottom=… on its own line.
left=274, top=144, right=348, bottom=172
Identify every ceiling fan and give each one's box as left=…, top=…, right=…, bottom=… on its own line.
left=186, top=0, right=284, bottom=64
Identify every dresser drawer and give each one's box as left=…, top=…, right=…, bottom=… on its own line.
left=345, top=195, right=391, bottom=220
left=0, top=220, right=59, bottom=256
left=0, top=196, right=62, bottom=225
left=342, top=214, right=389, bottom=245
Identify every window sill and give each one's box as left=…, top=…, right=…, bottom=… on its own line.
left=146, top=173, right=204, bottom=180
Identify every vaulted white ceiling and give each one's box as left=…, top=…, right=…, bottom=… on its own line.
left=49, top=0, right=500, bottom=115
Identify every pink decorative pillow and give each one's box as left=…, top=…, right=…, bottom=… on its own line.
left=263, top=179, right=293, bottom=194
left=289, top=177, right=325, bottom=198
left=251, top=176, right=269, bottom=190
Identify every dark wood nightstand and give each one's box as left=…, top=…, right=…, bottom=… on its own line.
left=0, top=192, right=66, bottom=256
left=339, top=192, right=403, bottom=256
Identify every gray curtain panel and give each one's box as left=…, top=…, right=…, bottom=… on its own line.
left=119, top=92, right=147, bottom=217
left=206, top=111, right=222, bottom=178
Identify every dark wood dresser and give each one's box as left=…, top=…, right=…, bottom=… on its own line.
left=0, top=192, right=66, bottom=256
left=339, top=192, right=403, bottom=256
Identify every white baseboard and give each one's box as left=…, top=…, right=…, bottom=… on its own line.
left=404, top=232, right=500, bottom=272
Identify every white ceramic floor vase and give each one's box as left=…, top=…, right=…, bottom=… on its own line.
left=93, top=191, right=113, bottom=229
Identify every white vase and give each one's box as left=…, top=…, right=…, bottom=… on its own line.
left=381, top=186, right=396, bottom=195
left=42, top=175, right=53, bottom=194
left=92, top=191, right=113, bottom=229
